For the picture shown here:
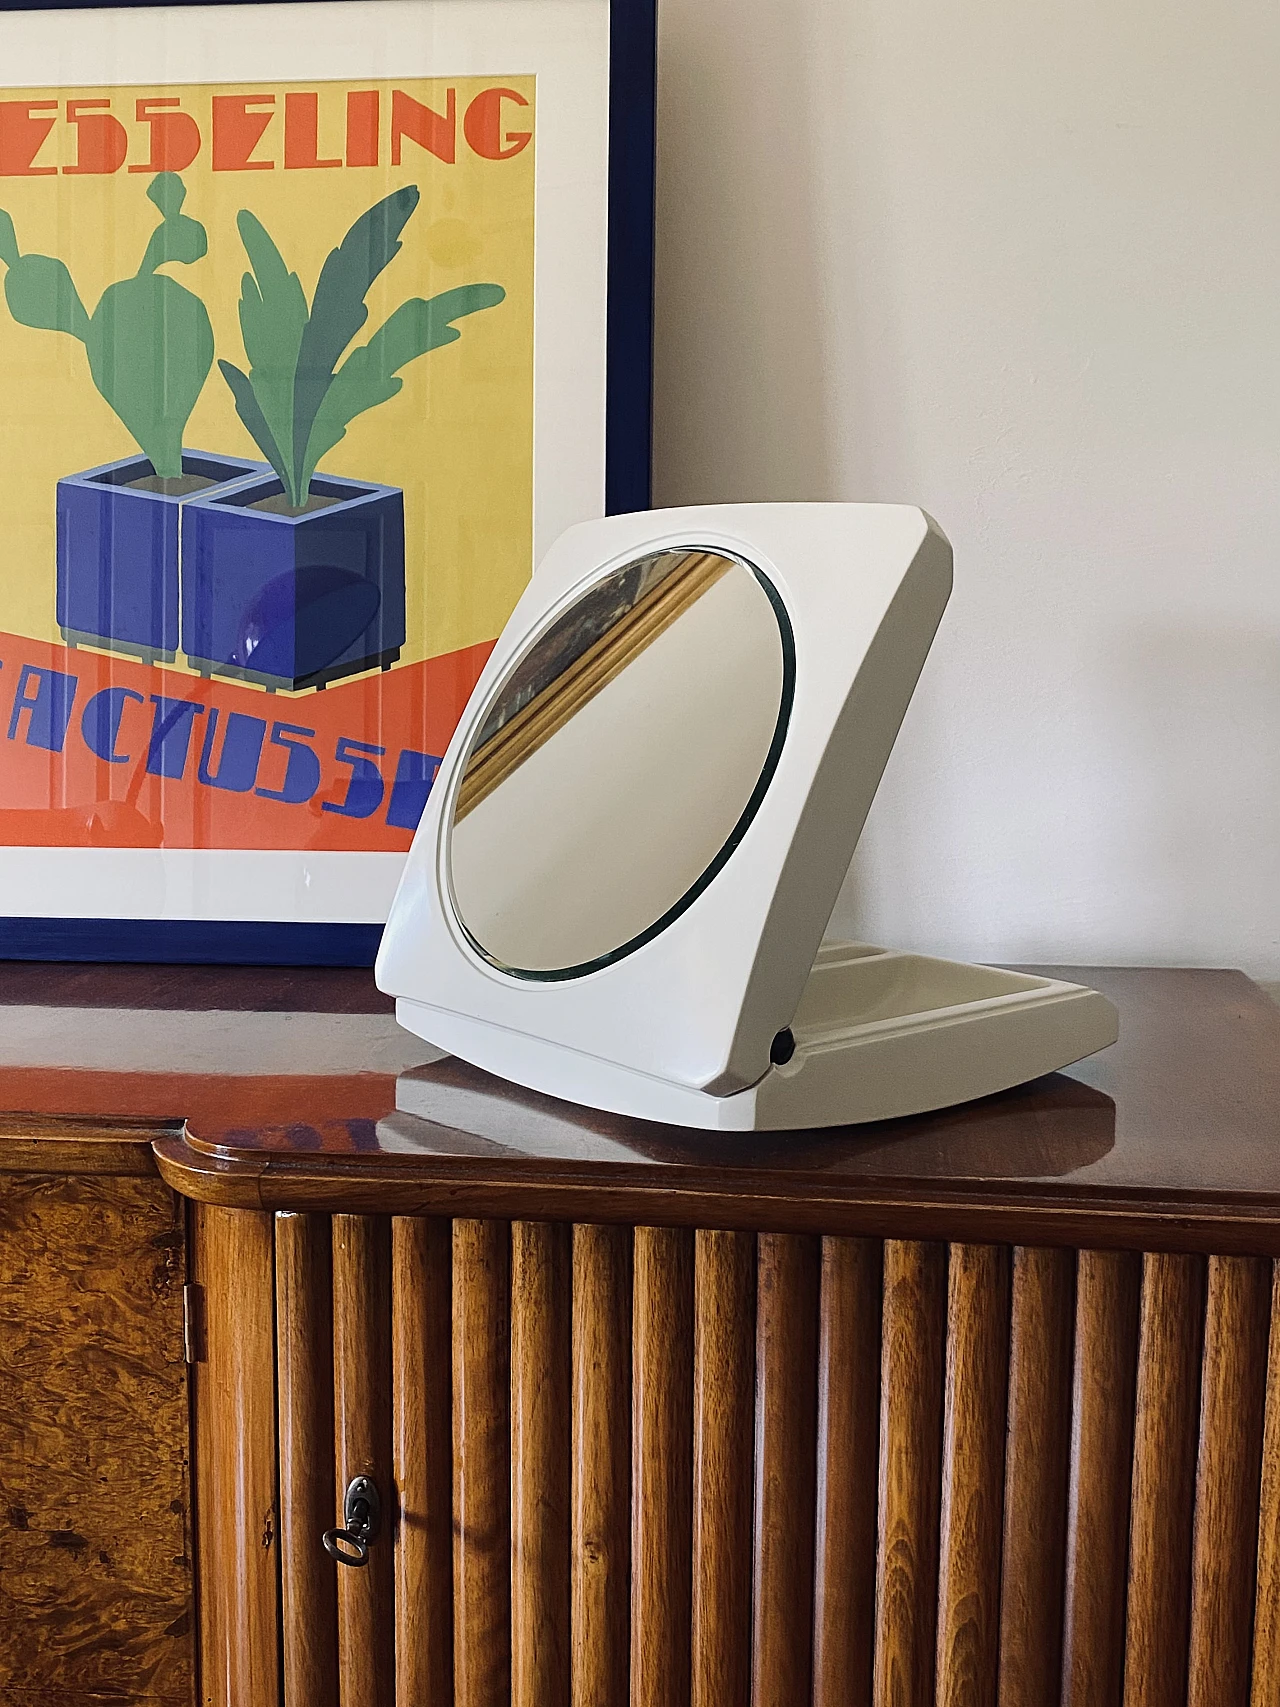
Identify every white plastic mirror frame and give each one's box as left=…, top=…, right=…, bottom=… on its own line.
left=378, top=503, right=953, bottom=1106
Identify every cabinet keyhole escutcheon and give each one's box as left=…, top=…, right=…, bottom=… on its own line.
left=322, top=1474, right=381, bottom=1567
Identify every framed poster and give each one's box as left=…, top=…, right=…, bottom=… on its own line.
left=0, top=0, right=654, bottom=961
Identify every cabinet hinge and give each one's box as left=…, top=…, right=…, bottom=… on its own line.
left=182, top=1283, right=205, bottom=1364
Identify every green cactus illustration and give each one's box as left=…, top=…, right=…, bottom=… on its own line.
left=219, top=185, right=505, bottom=509
left=0, top=172, right=213, bottom=480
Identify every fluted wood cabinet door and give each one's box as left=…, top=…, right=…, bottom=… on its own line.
left=193, top=1214, right=1280, bottom=1707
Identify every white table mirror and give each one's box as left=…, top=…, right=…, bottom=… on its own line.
left=450, top=546, right=790, bottom=977
left=378, top=504, right=1117, bottom=1129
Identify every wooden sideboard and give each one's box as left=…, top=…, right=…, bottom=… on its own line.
left=4, top=962, right=1280, bottom=1706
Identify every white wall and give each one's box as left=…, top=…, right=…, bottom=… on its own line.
left=652, top=0, right=1280, bottom=976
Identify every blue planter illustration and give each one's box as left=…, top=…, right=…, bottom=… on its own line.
left=180, top=471, right=407, bottom=691
left=6, top=179, right=504, bottom=693
left=56, top=450, right=269, bottom=663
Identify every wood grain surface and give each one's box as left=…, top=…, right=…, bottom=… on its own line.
left=511, top=1221, right=572, bottom=1707
left=391, top=1215, right=453, bottom=1707
left=0, top=1114, right=174, bottom=1178
left=631, top=1226, right=694, bottom=1707
left=1250, top=1260, right=1280, bottom=1706
left=1186, top=1255, right=1271, bottom=1707
left=332, top=1214, right=395, bottom=1707
left=192, top=1203, right=278, bottom=1707
left=996, top=1245, right=1075, bottom=1707
left=874, top=1240, right=946, bottom=1707
left=1123, top=1253, right=1206, bottom=1707
left=453, top=1218, right=512, bottom=1707
left=571, top=1223, right=633, bottom=1707
left=149, top=968, right=1280, bottom=1262
left=0, top=960, right=393, bottom=1012
left=192, top=1215, right=221, bottom=1707
left=813, top=1236, right=882, bottom=1707
left=936, top=1244, right=1010, bottom=1707
left=691, top=1229, right=756, bottom=1707
left=0, top=1171, right=194, bottom=1705
left=752, top=1232, right=820, bottom=1707
left=18, top=962, right=1280, bottom=1707
left=275, top=1212, right=338, bottom=1707
left=1060, top=1250, right=1141, bottom=1707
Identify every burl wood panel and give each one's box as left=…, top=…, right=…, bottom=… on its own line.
left=391, top=1216, right=453, bottom=1707
left=1060, top=1250, right=1141, bottom=1707
left=511, top=1221, right=572, bottom=1707
left=812, top=1237, right=881, bottom=1707
left=571, top=1224, right=632, bottom=1707
left=453, top=1219, right=512, bottom=1707
left=996, top=1246, right=1074, bottom=1707
left=1123, top=1253, right=1205, bottom=1707
left=1186, top=1255, right=1272, bottom=1707
left=0, top=1171, right=194, bottom=1705
left=691, top=1230, right=755, bottom=1707
left=935, top=1244, right=1010, bottom=1707
left=751, top=1233, right=820, bottom=1707
left=631, top=1226, right=694, bottom=1707
left=874, top=1240, right=946, bottom=1707
left=275, top=1213, right=338, bottom=1707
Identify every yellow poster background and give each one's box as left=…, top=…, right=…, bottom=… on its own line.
left=0, top=75, right=534, bottom=676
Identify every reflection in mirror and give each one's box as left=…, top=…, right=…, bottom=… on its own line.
left=448, top=547, right=792, bottom=976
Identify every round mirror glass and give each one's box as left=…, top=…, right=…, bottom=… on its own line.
left=447, top=547, right=794, bottom=978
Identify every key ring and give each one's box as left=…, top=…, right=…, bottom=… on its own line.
left=322, top=1525, right=370, bottom=1567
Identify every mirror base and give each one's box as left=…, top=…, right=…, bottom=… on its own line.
left=395, top=942, right=1118, bottom=1131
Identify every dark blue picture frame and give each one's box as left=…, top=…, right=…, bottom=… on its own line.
left=0, top=0, right=656, bottom=965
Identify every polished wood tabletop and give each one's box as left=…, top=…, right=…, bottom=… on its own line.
left=0, top=960, right=1278, bottom=1250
